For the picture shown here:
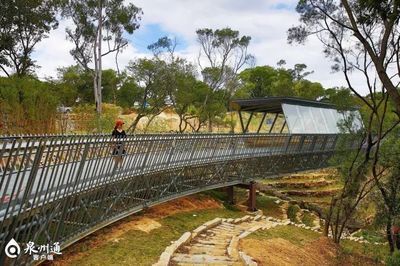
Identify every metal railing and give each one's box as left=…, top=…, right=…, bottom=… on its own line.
left=0, top=133, right=346, bottom=263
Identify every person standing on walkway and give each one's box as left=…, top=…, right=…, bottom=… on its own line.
left=112, top=119, right=126, bottom=165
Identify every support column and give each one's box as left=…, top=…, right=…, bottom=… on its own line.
left=247, top=181, right=257, bottom=212
left=226, top=186, right=235, bottom=205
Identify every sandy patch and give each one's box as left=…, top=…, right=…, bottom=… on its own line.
left=240, top=237, right=335, bottom=266
left=128, top=217, right=162, bottom=233
left=240, top=236, right=381, bottom=266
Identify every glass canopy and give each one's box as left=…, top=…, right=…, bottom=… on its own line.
left=282, top=103, right=363, bottom=134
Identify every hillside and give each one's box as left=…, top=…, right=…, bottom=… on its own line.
left=48, top=180, right=388, bottom=266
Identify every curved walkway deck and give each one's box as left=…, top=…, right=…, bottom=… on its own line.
left=0, top=133, right=345, bottom=262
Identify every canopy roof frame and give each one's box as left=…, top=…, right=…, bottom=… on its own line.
left=230, top=97, right=360, bottom=134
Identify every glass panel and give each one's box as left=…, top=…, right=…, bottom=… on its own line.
left=282, top=103, right=363, bottom=134
left=283, top=104, right=302, bottom=133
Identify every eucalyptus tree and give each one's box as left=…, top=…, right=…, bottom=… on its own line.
left=288, top=0, right=400, bottom=115
left=62, top=0, right=142, bottom=114
left=288, top=0, right=400, bottom=247
left=196, top=28, right=253, bottom=132
left=0, top=0, right=59, bottom=76
left=196, top=27, right=254, bottom=94
left=124, top=58, right=169, bottom=132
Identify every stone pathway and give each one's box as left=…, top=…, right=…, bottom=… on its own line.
left=155, top=214, right=283, bottom=266
left=155, top=212, right=384, bottom=266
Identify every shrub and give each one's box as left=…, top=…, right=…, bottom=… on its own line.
left=287, top=204, right=301, bottom=223
left=386, top=250, right=400, bottom=266
left=301, top=212, right=315, bottom=227
left=72, top=103, right=122, bottom=133
left=0, top=76, right=58, bottom=134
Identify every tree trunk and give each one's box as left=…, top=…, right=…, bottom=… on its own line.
left=387, top=217, right=395, bottom=254
left=144, top=114, right=158, bottom=133
left=208, top=116, right=213, bottom=132
left=96, top=0, right=103, bottom=114
left=178, top=114, right=184, bottom=133
left=127, top=114, right=144, bottom=133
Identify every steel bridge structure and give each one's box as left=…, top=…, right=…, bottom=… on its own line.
left=0, top=97, right=362, bottom=263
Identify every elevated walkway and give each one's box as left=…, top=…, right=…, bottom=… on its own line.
left=0, top=97, right=362, bottom=263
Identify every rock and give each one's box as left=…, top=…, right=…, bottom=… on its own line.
left=233, top=218, right=241, bottom=224
left=239, top=251, right=258, bottom=266
left=238, top=231, right=251, bottom=239
left=175, top=232, right=192, bottom=247
left=253, top=215, right=262, bottom=221
left=203, top=218, right=222, bottom=228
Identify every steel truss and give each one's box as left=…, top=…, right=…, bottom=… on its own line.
left=0, top=133, right=352, bottom=263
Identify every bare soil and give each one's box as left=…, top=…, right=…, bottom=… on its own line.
left=240, top=237, right=381, bottom=266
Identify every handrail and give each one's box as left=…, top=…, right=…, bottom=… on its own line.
left=0, top=133, right=353, bottom=263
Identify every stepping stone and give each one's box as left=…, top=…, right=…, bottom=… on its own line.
left=188, top=246, right=227, bottom=256
left=196, top=239, right=229, bottom=245
left=172, top=254, right=236, bottom=264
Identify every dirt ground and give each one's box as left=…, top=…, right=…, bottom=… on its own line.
left=240, top=237, right=381, bottom=266
left=145, top=194, right=222, bottom=218
left=47, top=195, right=222, bottom=265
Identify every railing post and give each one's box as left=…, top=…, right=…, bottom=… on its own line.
left=284, top=135, right=292, bottom=153
left=297, top=135, right=305, bottom=152
left=0, top=143, right=44, bottom=262
left=310, top=135, right=317, bottom=152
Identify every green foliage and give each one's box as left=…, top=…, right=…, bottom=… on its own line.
left=236, top=63, right=326, bottom=99
left=301, top=212, right=316, bottom=227
left=0, top=76, right=59, bottom=134
left=293, top=79, right=324, bottom=100
left=287, top=204, right=301, bottom=223
left=386, top=251, right=400, bottom=266
left=0, top=0, right=59, bottom=76
left=57, top=65, right=123, bottom=105
left=123, top=58, right=170, bottom=131
left=57, top=65, right=93, bottom=103
left=62, top=0, right=142, bottom=70
left=353, top=229, right=386, bottom=243
left=102, top=69, right=121, bottom=104
left=237, top=66, right=281, bottom=98
left=116, top=78, right=141, bottom=108
left=196, top=27, right=253, bottom=92
left=62, top=0, right=142, bottom=114
left=273, top=67, right=296, bottom=96
left=73, top=103, right=121, bottom=133
left=126, top=58, right=169, bottom=110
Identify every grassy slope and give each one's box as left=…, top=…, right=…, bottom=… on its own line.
left=249, top=225, right=320, bottom=245
left=246, top=225, right=388, bottom=265
left=59, top=206, right=243, bottom=265
left=53, top=190, right=389, bottom=266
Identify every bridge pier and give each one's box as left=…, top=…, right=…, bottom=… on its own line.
left=234, top=182, right=258, bottom=211
left=226, top=186, right=235, bottom=205
left=247, top=181, right=257, bottom=212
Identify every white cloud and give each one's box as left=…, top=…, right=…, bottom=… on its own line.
left=32, top=19, right=151, bottom=79
left=30, top=0, right=368, bottom=94
left=131, top=0, right=368, bottom=93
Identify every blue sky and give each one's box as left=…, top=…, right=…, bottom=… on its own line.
left=31, top=0, right=369, bottom=94
left=128, top=24, right=188, bottom=53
